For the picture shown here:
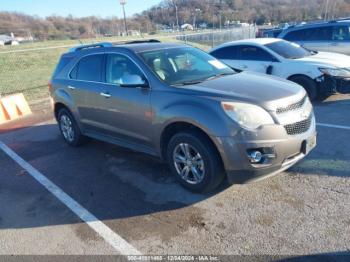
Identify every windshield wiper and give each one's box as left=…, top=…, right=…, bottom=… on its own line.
left=174, top=72, right=235, bottom=86
left=174, top=80, right=205, bottom=86
left=204, top=72, right=235, bottom=81
left=303, top=47, right=318, bottom=56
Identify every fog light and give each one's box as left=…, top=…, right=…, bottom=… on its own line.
left=249, top=151, right=263, bottom=163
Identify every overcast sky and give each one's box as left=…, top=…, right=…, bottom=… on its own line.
left=1, top=0, right=162, bottom=18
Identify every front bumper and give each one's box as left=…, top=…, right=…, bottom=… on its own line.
left=213, top=114, right=317, bottom=184
left=319, top=75, right=350, bottom=95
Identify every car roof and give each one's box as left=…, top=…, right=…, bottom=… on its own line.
left=280, top=20, right=350, bottom=35
left=67, top=41, right=188, bottom=56
left=211, top=38, right=281, bottom=50
left=115, top=42, right=187, bottom=53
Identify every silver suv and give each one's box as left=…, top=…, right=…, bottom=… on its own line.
left=278, top=20, right=350, bottom=55
left=50, top=41, right=317, bottom=192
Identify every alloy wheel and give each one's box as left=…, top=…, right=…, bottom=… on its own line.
left=60, top=115, right=75, bottom=143
left=173, top=143, right=205, bottom=185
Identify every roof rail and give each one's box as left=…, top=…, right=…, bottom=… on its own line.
left=123, top=39, right=161, bottom=44
left=329, top=17, right=350, bottom=22
left=68, top=39, right=161, bottom=53
left=69, top=42, right=113, bottom=52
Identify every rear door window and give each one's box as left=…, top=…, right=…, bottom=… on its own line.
left=211, top=46, right=239, bottom=60
left=237, top=45, right=274, bottom=61
left=306, top=26, right=332, bottom=41
left=73, top=54, right=104, bottom=82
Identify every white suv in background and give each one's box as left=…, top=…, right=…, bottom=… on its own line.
left=210, top=38, right=350, bottom=100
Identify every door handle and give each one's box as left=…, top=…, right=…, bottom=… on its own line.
left=100, top=92, right=111, bottom=98
left=68, top=85, right=76, bottom=90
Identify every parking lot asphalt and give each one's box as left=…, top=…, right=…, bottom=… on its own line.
left=0, top=94, right=349, bottom=256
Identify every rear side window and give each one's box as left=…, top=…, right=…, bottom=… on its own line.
left=237, top=45, right=274, bottom=61
left=284, top=30, right=305, bottom=41
left=71, top=54, right=104, bottom=82
left=211, top=46, right=239, bottom=60
left=53, top=56, right=73, bottom=77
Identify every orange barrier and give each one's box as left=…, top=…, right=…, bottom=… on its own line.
left=0, top=93, right=32, bottom=124
left=0, top=101, right=9, bottom=123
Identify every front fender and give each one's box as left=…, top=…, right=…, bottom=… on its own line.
left=281, top=62, right=323, bottom=80
left=153, top=100, right=238, bottom=153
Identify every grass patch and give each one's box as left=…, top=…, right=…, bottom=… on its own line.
left=0, top=34, right=212, bottom=106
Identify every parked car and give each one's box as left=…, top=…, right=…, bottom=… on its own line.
left=210, top=38, right=350, bottom=100
left=278, top=20, right=350, bottom=55
left=257, top=28, right=283, bottom=38
left=50, top=41, right=316, bottom=193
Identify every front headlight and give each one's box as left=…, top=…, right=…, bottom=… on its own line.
left=221, top=102, right=274, bottom=129
left=319, top=67, right=350, bottom=78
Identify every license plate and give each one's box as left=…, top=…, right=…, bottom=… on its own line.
left=305, top=134, right=317, bottom=154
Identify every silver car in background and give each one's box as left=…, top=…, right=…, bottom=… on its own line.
left=278, top=20, right=350, bottom=55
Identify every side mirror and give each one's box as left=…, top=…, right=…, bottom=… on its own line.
left=120, top=75, right=149, bottom=88
left=266, top=65, right=273, bottom=75
left=228, top=66, right=242, bottom=73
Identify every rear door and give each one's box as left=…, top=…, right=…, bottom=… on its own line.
left=235, top=45, right=277, bottom=74
left=210, top=46, right=241, bottom=70
left=330, top=25, right=350, bottom=55
left=67, top=53, right=105, bottom=132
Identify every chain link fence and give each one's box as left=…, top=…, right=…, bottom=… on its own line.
left=0, top=27, right=256, bottom=111
left=176, top=26, right=257, bottom=48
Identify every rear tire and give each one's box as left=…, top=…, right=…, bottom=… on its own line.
left=289, top=75, right=318, bottom=101
left=58, top=108, right=85, bottom=147
left=166, top=130, right=225, bottom=193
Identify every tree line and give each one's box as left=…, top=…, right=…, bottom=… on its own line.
left=1, top=0, right=350, bottom=40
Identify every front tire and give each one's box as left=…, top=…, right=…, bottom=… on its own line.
left=166, top=130, right=225, bottom=193
left=58, top=108, right=85, bottom=147
left=289, top=75, right=318, bottom=101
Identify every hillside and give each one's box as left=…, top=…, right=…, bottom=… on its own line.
left=143, top=0, right=350, bottom=26
left=1, top=0, right=350, bottom=40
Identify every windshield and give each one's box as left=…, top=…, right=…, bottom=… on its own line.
left=139, top=47, right=235, bottom=85
left=265, top=40, right=312, bottom=59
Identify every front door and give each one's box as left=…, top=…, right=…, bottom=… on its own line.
left=297, top=26, right=332, bottom=53
left=95, top=53, right=153, bottom=146
left=330, top=25, right=350, bottom=55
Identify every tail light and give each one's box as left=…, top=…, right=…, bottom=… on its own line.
left=48, top=80, right=53, bottom=92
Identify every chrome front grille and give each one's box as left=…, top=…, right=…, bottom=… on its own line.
left=284, top=114, right=313, bottom=135
left=276, top=96, right=307, bottom=114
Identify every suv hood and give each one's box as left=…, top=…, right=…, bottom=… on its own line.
left=295, top=51, right=350, bottom=68
left=184, top=71, right=306, bottom=111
